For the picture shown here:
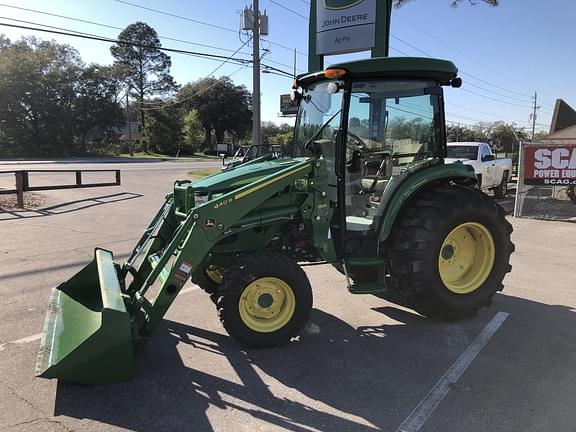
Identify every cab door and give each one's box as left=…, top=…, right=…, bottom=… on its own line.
left=337, top=79, right=443, bottom=257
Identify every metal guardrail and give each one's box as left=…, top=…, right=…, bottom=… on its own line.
left=0, top=169, right=121, bottom=208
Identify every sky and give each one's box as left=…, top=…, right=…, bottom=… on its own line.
left=0, top=0, right=572, bottom=134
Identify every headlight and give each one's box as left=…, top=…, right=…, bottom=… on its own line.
left=194, top=193, right=209, bottom=207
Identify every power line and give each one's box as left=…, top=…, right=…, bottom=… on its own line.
left=0, top=3, right=253, bottom=56
left=395, top=14, right=532, bottom=96
left=460, top=88, right=532, bottom=109
left=115, top=0, right=307, bottom=58
left=445, top=119, right=477, bottom=128
left=458, top=71, right=532, bottom=99
left=0, top=21, right=254, bottom=65
left=115, top=0, right=237, bottom=34
left=0, top=19, right=296, bottom=80
left=390, top=34, right=432, bottom=58
left=143, top=38, right=254, bottom=110
left=463, top=81, right=531, bottom=104
left=142, top=66, right=249, bottom=111
left=267, top=0, right=307, bottom=20
left=390, top=32, right=539, bottom=105
left=446, top=101, right=528, bottom=124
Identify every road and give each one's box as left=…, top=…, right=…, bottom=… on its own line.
left=0, top=160, right=575, bottom=432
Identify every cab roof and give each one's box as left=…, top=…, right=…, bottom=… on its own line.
left=297, top=57, right=458, bottom=85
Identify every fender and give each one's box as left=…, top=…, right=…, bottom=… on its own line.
left=378, top=162, right=477, bottom=241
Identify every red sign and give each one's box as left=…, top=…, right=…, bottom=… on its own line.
left=524, top=145, right=576, bottom=185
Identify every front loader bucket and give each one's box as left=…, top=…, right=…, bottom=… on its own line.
left=35, top=248, right=133, bottom=385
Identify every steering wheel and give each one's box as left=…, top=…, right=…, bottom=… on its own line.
left=345, top=131, right=367, bottom=172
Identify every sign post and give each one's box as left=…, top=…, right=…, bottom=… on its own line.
left=308, top=0, right=392, bottom=72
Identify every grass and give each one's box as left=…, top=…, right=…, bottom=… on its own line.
left=188, top=168, right=220, bottom=180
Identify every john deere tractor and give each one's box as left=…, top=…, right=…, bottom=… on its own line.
left=36, top=57, right=514, bottom=384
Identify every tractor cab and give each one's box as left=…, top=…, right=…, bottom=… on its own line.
left=291, top=57, right=461, bottom=258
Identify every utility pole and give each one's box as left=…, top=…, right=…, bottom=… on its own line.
left=125, top=90, right=133, bottom=157
left=531, top=91, right=538, bottom=141
left=252, top=0, right=261, bottom=147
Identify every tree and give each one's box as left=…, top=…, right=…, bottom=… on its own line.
left=74, top=65, right=124, bottom=153
left=110, top=22, right=178, bottom=152
left=447, top=124, right=486, bottom=142
left=182, top=109, right=204, bottom=153
left=144, top=101, right=182, bottom=155
left=489, top=122, right=527, bottom=153
left=0, top=37, right=123, bottom=156
left=178, top=77, right=252, bottom=148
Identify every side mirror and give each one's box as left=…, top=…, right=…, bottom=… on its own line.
left=290, top=90, right=302, bottom=105
left=482, top=154, right=495, bottom=162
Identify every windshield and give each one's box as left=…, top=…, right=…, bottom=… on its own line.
left=447, top=145, right=478, bottom=160
left=292, top=80, right=344, bottom=158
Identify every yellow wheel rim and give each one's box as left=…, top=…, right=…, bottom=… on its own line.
left=239, top=277, right=296, bottom=333
left=438, top=222, right=495, bottom=294
left=206, top=266, right=223, bottom=284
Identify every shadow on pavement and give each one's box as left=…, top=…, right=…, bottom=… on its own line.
left=0, top=192, right=142, bottom=221
left=51, top=293, right=576, bottom=432
left=0, top=253, right=131, bottom=282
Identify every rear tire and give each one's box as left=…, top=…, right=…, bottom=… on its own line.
left=493, top=171, right=508, bottom=199
left=389, top=184, right=514, bottom=319
left=217, top=251, right=312, bottom=347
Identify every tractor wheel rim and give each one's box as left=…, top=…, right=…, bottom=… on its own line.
left=206, top=266, right=223, bottom=284
left=239, top=277, right=296, bottom=333
left=438, top=222, right=495, bottom=294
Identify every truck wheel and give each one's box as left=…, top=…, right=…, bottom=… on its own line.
left=389, top=184, right=514, bottom=319
left=568, top=186, right=576, bottom=204
left=493, top=171, right=508, bottom=199
left=217, top=251, right=312, bottom=347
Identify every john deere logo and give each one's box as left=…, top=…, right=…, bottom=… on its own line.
left=323, top=0, right=364, bottom=10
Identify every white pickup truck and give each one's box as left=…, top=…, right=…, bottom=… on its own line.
left=446, top=142, right=512, bottom=198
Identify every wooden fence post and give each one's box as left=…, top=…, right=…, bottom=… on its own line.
left=15, top=171, right=24, bottom=208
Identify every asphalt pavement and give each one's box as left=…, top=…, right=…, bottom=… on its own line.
left=0, top=160, right=575, bottom=432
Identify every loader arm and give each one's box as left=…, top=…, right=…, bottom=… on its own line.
left=35, top=158, right=331, bottom=384
left=133, top=159, right=316, bottom=334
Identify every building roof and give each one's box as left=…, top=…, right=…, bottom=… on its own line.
left=542, top=124, right=576, bottom=141
left=549, top=99, right=576, bottom=134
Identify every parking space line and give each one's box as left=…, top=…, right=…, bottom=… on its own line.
left=0, top=286, right=201, bottom=349
left=0, top=333, right=42, bottom=351
left=396, top=311, right=509, bottom=432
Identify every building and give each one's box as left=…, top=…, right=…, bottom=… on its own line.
left=541, top=99, right=576, bottom=145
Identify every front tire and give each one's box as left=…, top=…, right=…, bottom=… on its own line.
left=389, top=184, right=514, bottom=319
left=568, top=186, right=576, bottom=204
left=217, top=251, right=312, bottom=347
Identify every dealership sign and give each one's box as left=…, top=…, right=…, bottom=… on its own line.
left=316, top=0, right=376, bottom=55
left=524, top=145, right=576, bottom=185
left=279, top=94, right=298, bottom=116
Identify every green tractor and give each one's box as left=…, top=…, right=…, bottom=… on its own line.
left=36, top=57, right=514, bottom=384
